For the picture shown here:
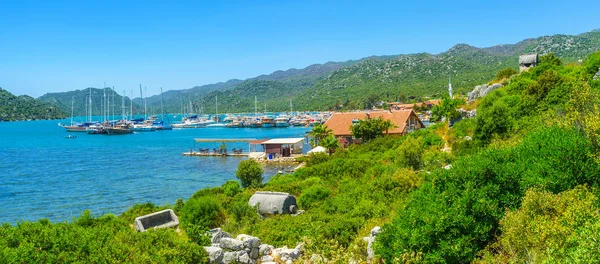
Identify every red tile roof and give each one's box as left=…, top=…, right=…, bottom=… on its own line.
left=323, top=110, right=421, bottom=136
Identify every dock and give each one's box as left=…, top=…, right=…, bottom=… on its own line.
left=182, top=151, right=249, bottom=157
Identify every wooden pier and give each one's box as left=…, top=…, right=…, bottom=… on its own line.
left=182, top=151, right=249, bottom=157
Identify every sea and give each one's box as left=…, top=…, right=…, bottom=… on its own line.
left=0, top=115, right=311, bottom=224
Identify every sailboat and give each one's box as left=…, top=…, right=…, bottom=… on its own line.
left=154, top=87, right=173, bottom=130
left=60, top=96, right=88, bottom=132
left=206, top=96, right=225, bottom=127
left=105, top=90, right=133, bottom=135
left=132, top=84, right=156, bottom=132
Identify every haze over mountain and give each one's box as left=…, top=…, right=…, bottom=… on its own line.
left=38, top=29, right=600, bottom=115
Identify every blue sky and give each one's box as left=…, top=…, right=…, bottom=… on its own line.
left=1, top=0, right=598, bottom=97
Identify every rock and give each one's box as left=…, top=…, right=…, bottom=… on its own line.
left=594, top=68, right=600, bottom=80
left=261, top=262, right=277, bottom=264
left=204, top=246, right=223, bottom=264
left=468, top=83, right=503, bottom=102
left=222, top=251, right=242, bottom=264
left=219, top=238, right=245, bottom=251
left=210, top=228, right=233, bottom=244
left=274, top=246, right=301, bottom=261
left=236, top=234, right=261, bottom=259
left=260, top=255, right=274, bottom=262
left=237, top=252, right=255, bottom=264
left=367, top=226, right=381, bottom=261
left=286, top=260, right=293, bottom=264
left=259, top=244, right=274, bottom=256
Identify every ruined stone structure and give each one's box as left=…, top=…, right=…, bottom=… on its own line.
left=134, top=209, right=179, bottom=232
left=248, top=191, right=298, bottom=215
left=519, top=54, right=538, bottom=72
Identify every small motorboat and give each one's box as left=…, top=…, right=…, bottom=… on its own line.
left=64, top=135, right=77, bottom=139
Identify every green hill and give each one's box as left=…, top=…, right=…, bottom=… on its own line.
left=39, top=30, right=600, bottom=114
left=0, top=88, right=66, bottom=121
left=38, top=88, right=141, bottom=118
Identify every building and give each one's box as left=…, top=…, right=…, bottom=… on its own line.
left=323, top=109, right=425, bottom=143
left=249, top=138, right=305, bottom=159
left=519, top=54, right=538, bottom=72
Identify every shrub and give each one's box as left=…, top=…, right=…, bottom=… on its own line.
left=236, top=159, right=264, bottom=188
left=299, top=185, right=332, bottom=209
left=222, top=180, right=241, bottom=197
left=180, top=197, right=225, bottom=230
left=479, top=186, right=600, bottom=263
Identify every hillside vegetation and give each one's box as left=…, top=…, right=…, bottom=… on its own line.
left=39, top=30, right=600, bottom=114
left=38, top=88, right=141, bottom=118
left=0, top=88, right=65, bottom=121
left=4, top=51, right=600, bottom=263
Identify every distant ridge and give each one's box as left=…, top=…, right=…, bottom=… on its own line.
left=39, top=29, right=600, bottom=113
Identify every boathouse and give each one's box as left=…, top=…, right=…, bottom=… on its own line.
left=324, top=109, right=424, bottom=144
left=519, top=54, right=538, bottom=72
left=248, top=138, right=305, bottom=159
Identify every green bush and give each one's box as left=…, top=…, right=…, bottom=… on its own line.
left=180, top=197, right=225, bottom=230
left=299, top=185, right=332, bottom=209
left=222, top=180, right=241, bottom=197
left=0, top=212, right=208, bottom=263
left=236, top=159, right=264, bottom=188
left=376, top=126, right=600, bottom=263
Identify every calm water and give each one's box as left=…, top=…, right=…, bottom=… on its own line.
left=0, top=117, right=310, bottom=224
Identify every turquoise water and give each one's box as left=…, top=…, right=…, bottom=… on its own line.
left=0, top=117, right=310, bottom=224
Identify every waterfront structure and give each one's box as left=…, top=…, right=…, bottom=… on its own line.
left=324, top=109, right=424, bottom=143
left=519, top=54, right=538, bottom=72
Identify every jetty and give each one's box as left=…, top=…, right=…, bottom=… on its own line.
left=182, top=151, right=248, bottom=157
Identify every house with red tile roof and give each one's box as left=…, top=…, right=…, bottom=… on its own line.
left=323, top=109, right=425, bottom=143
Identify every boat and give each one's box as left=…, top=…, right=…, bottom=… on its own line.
left=106, top=124, right=133, bottom=135
left=86, top=124, right=106, bottom=134
left=206, top=123, right=226, bottom=127
left=261, top=117, right=275, bottom=128
left=61, top=96, right=89, bottom=132
left=132, top=124, right=156, bottom=132
left=275, top=116, right=290, bottom=127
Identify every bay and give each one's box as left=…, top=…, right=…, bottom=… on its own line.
left=0, top=116, right=311, bottom=224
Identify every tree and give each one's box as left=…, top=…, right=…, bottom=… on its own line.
left=430, top=95, right=463, bottom=123
left=381, top=119, right=397, bottom=134
left=350, top=117, right=387, bottom=142
left=493, top=68, right=518, bottom=82
left=309, top=124, right=332, bottom=147
left=321, top=134, right=340, bottom=155
left=235, top=159, right=264, bottom=188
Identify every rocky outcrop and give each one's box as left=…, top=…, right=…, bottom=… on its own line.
left=594, top=68, right=600, bottom=80
left=205, top=230, right=303, bottom=264
left=363, top=226, right=381, bottom=261
left=468, top=83, right=503, bottom=102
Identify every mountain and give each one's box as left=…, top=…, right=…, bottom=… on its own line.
left=133, top=59, right=371, bottom=114
left=0, top=88, right=66, bottom=121
left=39, top=30, right=600, bottom=113
left=293, top=30, right=600, bottom=110
left=38, top=88, right=141, bottom=118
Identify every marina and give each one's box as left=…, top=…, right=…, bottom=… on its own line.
left=0, top=119, right=312, bottom=224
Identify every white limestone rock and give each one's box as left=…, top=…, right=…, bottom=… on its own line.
left=236, top=234, right=261, bottom=259
left=204, top=246, right=223, bottom=264
left=219, top=238, right=245, bottom=251
left=259, top=244, right=274, bottom=256
left=210, top=228, right=233, bottom=244
left=367, top=226, right=382, bottom=261
left=260, top=255, right=274, bottom=263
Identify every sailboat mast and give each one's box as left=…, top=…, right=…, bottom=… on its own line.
left=290, top=99, right=293, bottom=113
left=160, top=87, right=164, bottom=121
left=112, top=86, right=115, bottom=121
left=70, top=96, right=74, bottom=126
left=122, top=90, right=126, bottom=121
left=144, top=86, right=148, bottom=119
left=89, top=87, right=92, bottom=123
left=215, top=95, right=218, bottom=122
left=103, top=83, right=106, bottom=122
left=254, top=96, right=257, bottom=117
left=130, top=90, right=133, bottom=121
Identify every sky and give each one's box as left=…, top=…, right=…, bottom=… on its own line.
left=0, top=0, right=598, bottom=98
